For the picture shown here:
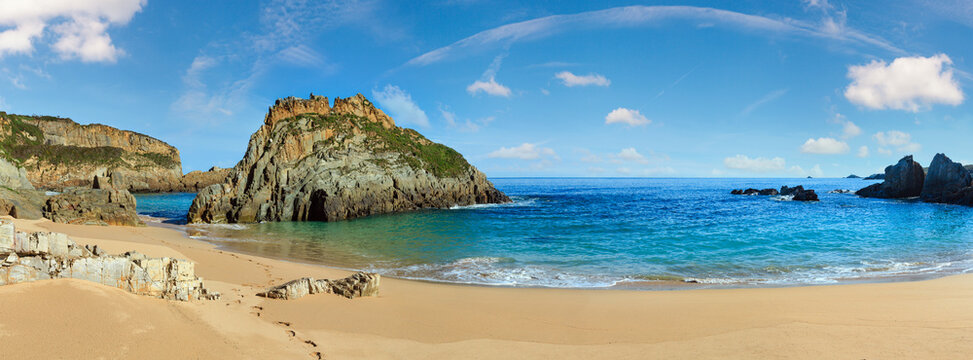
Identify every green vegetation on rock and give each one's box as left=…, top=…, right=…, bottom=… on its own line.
left=0, top=112, right=178, bottom=169
left=290, top=113, right=471, bottom=178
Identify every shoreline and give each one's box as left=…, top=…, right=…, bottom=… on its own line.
left=165, top=217, right=972, bottom=292
left=7, top=217, right=973, bottom=358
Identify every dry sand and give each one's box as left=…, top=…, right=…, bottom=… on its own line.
left=2, top=217, right=973, bottom=359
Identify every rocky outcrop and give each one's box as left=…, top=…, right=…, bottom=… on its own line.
left=846, top=174, right=861, bottom=179
left=187, top=94, right=509, bottom=224
left=780, top=185, right=818, bottom=201
left=43, top=185, right=142, bottom=226
left=0, top=112, right=183, bottom=192
left=863, top=173, right=885, bottom=180
left=175, top=167, right=231, bottom=192
left=0, top=158, right=46, bottom=219
left=920, top=153, right=972, bottom=204
left=0, top=220, right=219, bottom=301
left=0, top=158, right=34, bottom=190
left=856, top=156, right=925, bottom=199
left=731, top=188, right=778, bottom=195
left=257, top=272, right=380, bottom=300
left=731, top=186, right=817, bottom=201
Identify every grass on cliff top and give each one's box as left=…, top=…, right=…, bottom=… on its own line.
left=0, top=112, right=177, bottom=168
left=297, top=113, right=471, bottom=178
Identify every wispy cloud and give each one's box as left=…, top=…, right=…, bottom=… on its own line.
left=467, top=54, right=512, bottom=97
left=555, top=71, right=610, bottom=87
left=405, top=5, right=901, bottom=67
left=488, top=143, right=559, bottom=160
left=171, top=0, right=382, bottom=124
left=740, top=89, right=788, bottom=116
left=439, top=105, right=493, bottom=132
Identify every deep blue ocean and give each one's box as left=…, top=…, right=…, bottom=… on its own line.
left=134, top=178, right=973, bottom=288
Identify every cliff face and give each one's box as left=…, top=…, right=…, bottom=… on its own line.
left=175, top=166, right=231, bottom=192
left=187, top=94, right=509, bottom=224
left=0, top=113, right=183, bottom=192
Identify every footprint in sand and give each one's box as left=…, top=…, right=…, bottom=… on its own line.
left=310, top=352, right=322, bottom=359
left=276, top=321, right=291, bottom=327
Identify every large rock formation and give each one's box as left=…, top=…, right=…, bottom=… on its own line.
left=0, top=112, right=183, bottom=192
left=187, top=94, right=509, bottom=224
left=175, top=166, right=231, bottom=192
left=257, top=272, right=380, bottom=300
left=856, top=155, right=925, bottom=198
left=0, top=158, right=46, bottom=219
left=42, top=185, right=143, bottom=226
left=0, top=220, right=219, bottom=301
left=920, top=153, right=972, bottom=203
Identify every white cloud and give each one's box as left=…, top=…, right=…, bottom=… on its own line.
left=873, top=130, right=921, bottom=153
left=800, top=137, right=849, bottom=154
left=857, top=145, right=869, bottom=157
left=605, top=108, right=650, bottom=126
left=724, top=155, right=786, bottom=173
left=467, top=77, right=512, bottom=97
left=372, top=85, right=430, bottom=127
left=405, top=5, right=900, bottom=67
left=488, top=143, right=558, bottom=160
left=555, top=71, right=610, bottom=87
left=615, top=147, right=649, bottom=164
left=842, top=121, right=861, bottom=138
left=467, top=53, right=512, bottom=97
left=845, top=54, right=964, bottom=112
left=0, top=0, right=145, bottom=62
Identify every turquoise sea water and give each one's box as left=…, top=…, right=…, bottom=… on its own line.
left=135, top=178, right=973, bottom=288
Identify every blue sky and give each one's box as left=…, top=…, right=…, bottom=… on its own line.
left=1, top=0, right=972, bottom=177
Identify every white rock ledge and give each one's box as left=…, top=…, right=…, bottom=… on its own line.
left=0, top=219, right=220, bottom=301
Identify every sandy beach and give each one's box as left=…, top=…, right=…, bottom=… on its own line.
left=0, top=216, right=970, bottom=359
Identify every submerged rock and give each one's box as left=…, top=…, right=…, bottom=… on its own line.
left=42, top=185, right=142, bottom=226
left=0, top=220, right=219, bottom=301
left=920, top=153, right=973, bottom=204
left=856, top=155, right=925, bottom=198
left=828, top=189, right=854, bottom=194
left=257, top=272, right=380, bottom=300
left=187, top=94, right=509, bottom=224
